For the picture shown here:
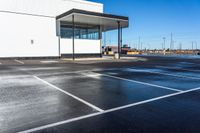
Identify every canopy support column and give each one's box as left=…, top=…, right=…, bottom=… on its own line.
left=72, top=14, right=75, bottom=60
left=99, top=26, right=102, bottom=58
left=118, top=21, right=121, bottom=59
left=121, top=27, right=123, bottom=54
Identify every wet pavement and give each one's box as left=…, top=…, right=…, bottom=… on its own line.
left=0, top=56, right=200, bottom=133
left=95, top=69, right=200, bottom=90
left=0, top=74, right=96, bottom=133
left=38, top=73, right=174, bottom=110
left=36, top=90, right=200, bottom=133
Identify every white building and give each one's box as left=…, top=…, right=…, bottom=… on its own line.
left=0, top=0, right=128, bottom=59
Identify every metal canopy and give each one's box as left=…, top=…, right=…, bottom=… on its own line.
left=57, top=9, right=128, bottom=60
left=56, top=9, right=129, bottom=32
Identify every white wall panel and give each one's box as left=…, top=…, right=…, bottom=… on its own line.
left=0, top=0, right=103, bottom=58
left=0, top=0, right=103, bottom=17
left=0, top=12, right=58, bottom=57
left=60, top=39, right=73, bottom=54
left=75, top=39, right=101, bottom=54
left=60, top=39, right=101, bottom=54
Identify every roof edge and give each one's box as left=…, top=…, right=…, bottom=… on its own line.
left=56, top=9, right=129, bottom=21
left=64, top=0, right=103, bottom=7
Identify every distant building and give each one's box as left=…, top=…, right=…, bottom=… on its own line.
left=121, top=44, right=131, bottom=54
left=104, top=46, right=118, bottom=53
left=103, top=44, right=131, bottom=55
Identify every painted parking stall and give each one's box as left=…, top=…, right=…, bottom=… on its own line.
left=94, top=68, right=200, bottom=91
left=32, top=89, right=200, bottom=133
left=156, top=66, right=200, bottom=78
left=0, top=69, right=96, bottom=133
left=36, top=72, right=175, bottom=110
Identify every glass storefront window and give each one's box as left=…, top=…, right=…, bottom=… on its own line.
left=60, top=24, right=100, bottom=40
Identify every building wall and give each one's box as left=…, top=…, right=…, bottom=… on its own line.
left=0, top=0, right=103, bottom=17
left=0, top=0, right=103, bottom=58
left=60, top=39, right=101, bottom=54
left=0, top=12, right=58, bottom=58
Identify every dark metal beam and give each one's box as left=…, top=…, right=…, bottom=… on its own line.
left=58, top=36, right=61, bottom=58
left=56, top=20, right=61, bottom=58
left=121, top=27, right=123, bottom=54
left=99, top=25, right=103, bottom=58
left=72, top=15, right=75, bottom=60
left=118, top=21, right=121, bottom=59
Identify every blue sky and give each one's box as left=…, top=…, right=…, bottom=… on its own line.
left=90, top=0, right=200, bottom=49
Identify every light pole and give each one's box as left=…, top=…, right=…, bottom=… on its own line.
left=195, top=41, right=198, bottom=50
left=138, top=36, right=141, bottom=50
left=163, top=37, right=166, bottom=50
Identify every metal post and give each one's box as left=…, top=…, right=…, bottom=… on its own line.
left=138, top=36, right=141, bottom=50
left=118, top=21, right=121, bottom=59
left=99, top=26, right=102, bottom=58
left=163, top=37, right=166, bottom=50
left=56, top=20, right=61, bottom=58
left=121, top=27, right=123, bottom=55
left=72, top=15, right=75, bottom=60
left=58, top=36, right=61, bottom=58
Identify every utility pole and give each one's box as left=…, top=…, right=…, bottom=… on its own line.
left=195, top=42, right=198, bottom=50
left=163, top=37, right=166, bottom=50
left=192, top=41, right=194, bottom=50
left=148, top=44, right=151, bottom=50
left=179, top=43, right=182, bottom=50
left=104, top=32, right=106, bottom=46
left=170, top=33, right=173, bottom=50
left=138, top=36, right=141, bottom=50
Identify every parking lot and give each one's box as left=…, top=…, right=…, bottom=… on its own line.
left=1, top=56, right=200, bottom=133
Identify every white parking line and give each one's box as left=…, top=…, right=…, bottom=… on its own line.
left=148, top=70, right=200, bottom=80
left=20, top=67, right=64, bottom=71
left=14, top=59, right=24, bottom=64
left=40, top=60, right=58, bottom=64
left=33, top=76, right=104, bottom=112
left=90, top=72, right=182, bottom=92
left=35, top=68, right=119, bottom=77
left=36, top=69, right=183, bottom=92
left=0, top=62, right=2, bottom=65
left=126, top=68, right=200, bottom=80
left=157, top=66, right=200, bottom=73
left=18, top=86, right=200, bottom=133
